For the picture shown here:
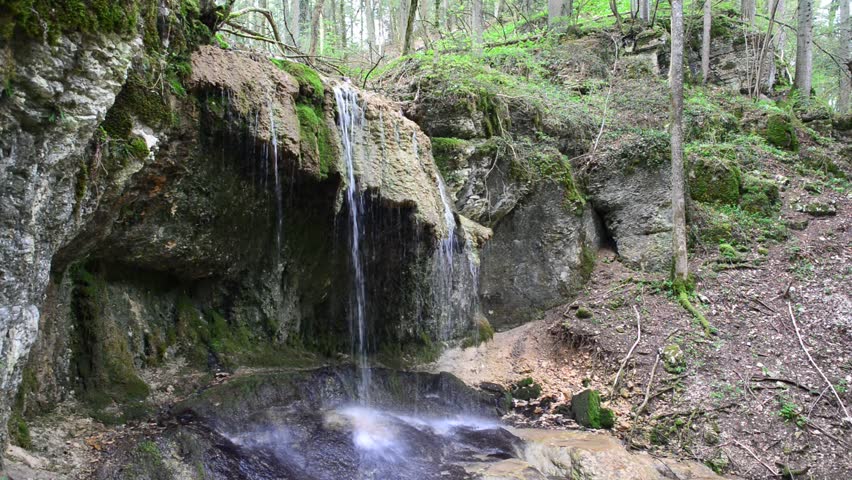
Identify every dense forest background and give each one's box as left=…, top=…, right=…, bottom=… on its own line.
left=219, top=0, right=850, bottom=112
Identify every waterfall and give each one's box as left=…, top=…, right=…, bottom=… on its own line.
left=267, top=98, right=283, bottom=255
left=333, top=83, right=371, bottom=402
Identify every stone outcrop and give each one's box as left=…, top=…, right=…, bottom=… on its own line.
left=0, top=27, right=478, bottom=460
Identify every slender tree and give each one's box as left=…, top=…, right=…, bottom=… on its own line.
left=365, top=0, right=376, bottom=51
left=548, top=0, right=563, bottom=25
left=290, top=0, right=302, bottom=47
left=742, top=0, right=756, bottom=24
left=775, top=0, right=786, bottom=61
left=309, top=0, right=325, bottom=56
left=639, top=0, right=650, bottom=22
left=670, top=0, right=688, bottom=285
left=795, top=0, right=814, bottom=97
left=839, top=0, right=850, bottom=113
left=472, top=0, right=483, bottom=48
left=403, top=0, right=419, bottom=54
left=702, top=0, right=711, bottom=83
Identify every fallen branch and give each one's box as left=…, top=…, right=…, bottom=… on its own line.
left=750, top=376, right=820, bottom=395
left=634, top=350, right=661, bottom=419
left=788, top=302, right=852, bottom=424
left=612, top=305, right=642, bottom=396
left=732, top=440, right=780, bottom=477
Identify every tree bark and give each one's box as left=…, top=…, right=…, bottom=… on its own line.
left=795, top=0, right=814, bottom=97
left=403, top=0, right=419, bottom=55
left=548, top=0, right=563, bottom=25
left=309, top=0, right=325, bottom=56
left=839, top=0, right=850, bottom=113
left=365, top=0, right=376, bottom=50
left=774, top=0, right=786, bottom=60
left=742, top=0, right=756, bottom=24
left=290, top=0, right=301, bottom=48
left=610, top=0, right=623, bottom=28
left=639, top=0, right=650, bottom=22
left=702, top=0, right=711, bottom=83
left=472, top=0, right=483, bottom=48
left=670, top=0, right=688, bottom=284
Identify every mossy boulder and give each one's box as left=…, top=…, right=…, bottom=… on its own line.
left=570, top=389, right=614, bottom=429
left=688, top=154, right=741, bottom=205
left=510, top=377, right=542, bottom=401
left=431, top=137, right=470, bottom=175
left=662, top=344, right=686, bottom=373
left=740, top=174, right=780, bottom=215
left=762, top=114, right=798, bottom=151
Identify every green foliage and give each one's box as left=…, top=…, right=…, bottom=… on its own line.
left=778, top=400, right=807, bottom=428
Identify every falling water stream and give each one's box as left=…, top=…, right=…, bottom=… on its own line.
left=333, top=83, right=371, bottom=402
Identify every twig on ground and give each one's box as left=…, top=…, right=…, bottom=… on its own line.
left=750, top=376, right=820, bottom=395
left=634, top=350, right=661, bottom=419
left=788, top=302, right=852, bottom=424
left=612, top=305, right=642, bottom=396
left=731, top=440, right=780, bottom=476
left=807, top=385, right=831, bottom=420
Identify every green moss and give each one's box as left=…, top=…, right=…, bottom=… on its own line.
left=69, top=265, right=151, bottom=419
left=7, top=413, right=31, bottom=449
left=461, top=317, right=495, bottom=348
left=718, top=242, right=738, bottom=260
left=0, top=0, right=142, bottom=43
left=675, top=287, right=713, bottom=337
left=740, top=174, right=780, bottom=215
left=510, top=148, right=586, bottom=212
left=763, top=114, right=798, bottom=151
left=296, top=103, right=334, bottom=179
left=688, top=153, right=741, bottom=205
left=661, top=343, right=686, bottom=374
left=576, top=307, right=593, bottom=319
left=511, top=377, right=542, bottom=400
left=270, top=59, right=325, bottom=103
left=570, top=389, right=614, bottom=429
left=430, top=137, right=469, bottom=175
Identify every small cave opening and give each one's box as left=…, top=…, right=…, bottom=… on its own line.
left=591, top=206, right=618, bottom=257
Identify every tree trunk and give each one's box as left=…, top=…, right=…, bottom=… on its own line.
left=795, top=0, right=814, bottom=97
left=472, top=0, right=483, bottom=48
left=639, top=0, right=650, bottom=21
left=309, top=0, right=325, bottom=56
left=774, top=0, right=786, bottom=60
left=702, top=0, right=711, bottom=83
left=290, top=0, right=302, bottom=48
left=339, top=0, right=346, bottom=48
left=548, top=0, right=563, bottom=25
left=365, top=0, right=376, bottom=50
left=839, top=0, right=850, bottom=113
left=670, top=0, right=688, bottom=284
left=742, top=0, right=756, bottom=24
left=566, top=0, right=574, bottom=21
left=609, top=0, right=623, bottom=27
left=403, top=0, right=419, bottom=55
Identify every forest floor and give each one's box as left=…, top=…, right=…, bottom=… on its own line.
left=432, top=166, right=851, bottom=479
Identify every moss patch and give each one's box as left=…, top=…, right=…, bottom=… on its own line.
left=688, top=153, right=741, bottom=205
left=270, top=59, right=324, bottom=103
left=295, top=103, right=334, bottom=178
left=430, top=137, right=469, bottom=175
left=740, top=174, right=779, bottom=215
left=570, top=389, right=614, bottom=429
left=69, top=265, right=151, bottom=422
left=0, top=0, right=141, bottom=43
left=511, top=377, right=542, bottom=400
left=762, top=114, right=798, bottom=151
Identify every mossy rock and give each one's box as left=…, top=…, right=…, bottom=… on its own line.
left=740, top=174, right=779, bottom=215
left=762, top=114, right=798, bottom=151
left=570, top=389, right=614, bottom=429
left=576, top=307, right=593, bottom=319
left=270, top=59, right=324, bottom=104
left=799, top=201, right=837, bottom=217
left=718, top=242, right=739, bottom=261
left=662, top=344, right=686, bottom=373
left=430, top=137, right=469, bottom=175
left=7, top=412, right=31, bottom=449
left=691, top=202, right=732, bottom=244
left=295, top=102, right=334, bottom=178
left=510, top=377, right=542, bottom=401
left=688, top=155, right=741, bottom=205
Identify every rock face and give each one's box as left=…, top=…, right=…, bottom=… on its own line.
left=0, top=30, right=480, bottom=459
left=480, top=183, right=602, bottom=329
left=0, top=32, right=139, bottom=451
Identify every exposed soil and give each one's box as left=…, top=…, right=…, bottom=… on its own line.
left=432, top=169, right=851, bottom=479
